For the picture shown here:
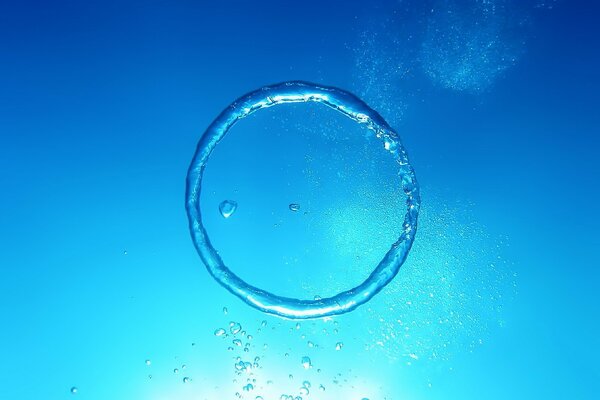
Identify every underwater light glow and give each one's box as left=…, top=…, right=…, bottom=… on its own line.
left=185, top=81, right=420, bottom=319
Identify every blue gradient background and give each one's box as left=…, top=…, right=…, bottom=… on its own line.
left=0, top=1, right=598, bottom=399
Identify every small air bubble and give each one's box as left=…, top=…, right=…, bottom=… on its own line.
left=230, top=323, right=242, bottom=335
left=301, top=356, right=312, bottom=369
left=219, top=200, right=238, bottom=218
left=214, top=328, right=226, bottom=337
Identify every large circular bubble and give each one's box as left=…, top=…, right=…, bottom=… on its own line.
left=186, top=81, right=420, bottom=319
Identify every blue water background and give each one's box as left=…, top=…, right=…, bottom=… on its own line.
left=0, top=1, right=598, bottom=399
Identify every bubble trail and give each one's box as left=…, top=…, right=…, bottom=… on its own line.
left=186, top=81, right=420, bottom=319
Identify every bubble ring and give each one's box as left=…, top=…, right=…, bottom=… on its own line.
left=186, top=81, right=420, bottom=319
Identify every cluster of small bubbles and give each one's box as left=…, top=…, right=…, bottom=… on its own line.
left=219, top=200, right=238, bottom=218
left=348, top=198, right=515, bottom=364
left=420, top=0, right=526, bottom=92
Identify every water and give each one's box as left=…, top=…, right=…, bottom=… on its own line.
left=0, top=1, right=599, bottom=399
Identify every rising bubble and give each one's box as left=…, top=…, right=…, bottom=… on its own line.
left=219, top=200, right=238, bottom=218
left=301, top=356, right=312, bottom=369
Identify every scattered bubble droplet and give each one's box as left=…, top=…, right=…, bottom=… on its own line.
left=289, top=203, right=300, bottom=212
left=145, top=359, right=151, bottom=366
left=319, top=384, right=326, bottom=391
left=230, top=323, right=242, bottom=334
left=219, top=200, right=238, bottom=218
left=335, top=342, right=344, bottom=350
left=183, top=377, right=190, bottom=384
left=70, top=387, right=78, bottom=394
left=174, top=368, right=179, bottom=374
left=243, top=383, right=254, bottom=391
left=295, top=323, right=301, bottom=330
left=223, top=306, right=228, bottom=315
left=214, top=328, right=226, bottom=337
left=302, top=380, right=311, bottom=388
left=233, top=339, right=242, bottom=346
left=299, top=386, right=309, bottom=395
left=301, top=356, right=312, bottom=369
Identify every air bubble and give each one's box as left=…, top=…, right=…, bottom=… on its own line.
left=219, top=200, right=238, bottom=218
left=301, top=356, right=312, bottom=369
left=214, top=328, right=226, bottom=337
left=230, top=323, right=242, bottom=334
left=289, top=203, right=301, bottom=212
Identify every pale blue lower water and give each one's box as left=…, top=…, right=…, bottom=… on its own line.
left=0, top=1, right=598, bottom=399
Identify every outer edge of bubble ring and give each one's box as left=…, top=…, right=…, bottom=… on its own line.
left=185, top=80, right=420, bottom=319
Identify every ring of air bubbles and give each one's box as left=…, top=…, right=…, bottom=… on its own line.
left=186, top=81, right=420, bottom=319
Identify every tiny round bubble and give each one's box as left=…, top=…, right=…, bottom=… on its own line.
left=185, top=81, right=420, bottom=319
